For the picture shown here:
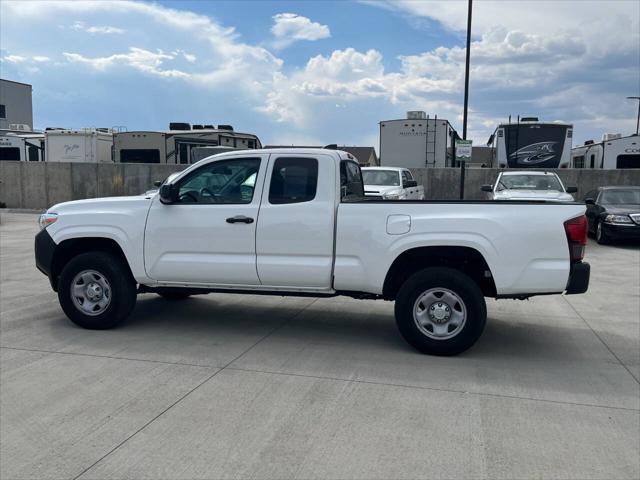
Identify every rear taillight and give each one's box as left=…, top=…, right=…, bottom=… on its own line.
left=564, top=215, right=587, bottom=262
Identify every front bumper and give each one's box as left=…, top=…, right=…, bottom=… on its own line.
left=35, top=228, right=57, bottom=289
left=565, top=262, right=590, bottom=295
left=602, top=223, right=640, bottom=241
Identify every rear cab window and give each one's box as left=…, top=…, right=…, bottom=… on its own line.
left=340, top=160, right=365, bottom=201
left=268, top=157, right=318, bottom=204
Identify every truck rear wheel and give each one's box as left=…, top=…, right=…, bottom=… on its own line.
left=58, top=252, right=137, bottom=329
left=394, top=267, right=486, bottom=356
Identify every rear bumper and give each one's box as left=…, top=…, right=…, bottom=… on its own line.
left=565, top=262, right=590, bottom=295
left=35, top=228, right=57, bottom=290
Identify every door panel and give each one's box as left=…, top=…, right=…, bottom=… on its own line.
left=144, top=156, right=266, bottom=285
left=256, top=154, right=336, bottom=288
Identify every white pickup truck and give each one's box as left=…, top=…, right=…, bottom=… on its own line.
left=362, top=167, right=425, bottom=200
left=35, top=148, right=590, bottom=355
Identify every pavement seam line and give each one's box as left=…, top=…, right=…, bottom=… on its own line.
left=224, top=366, right=640, bottom=413
left=0, top=345, right=217, bottom=369
left=562, top=296, right=640, bottom=386
left=4, top=344, right=635, bottom=414
left=71, top=297, right=317, bottom=480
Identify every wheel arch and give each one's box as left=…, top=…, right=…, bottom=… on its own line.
left=50, top=237, right=133, bottom=291
left=382, top=246, right=497, bottom=300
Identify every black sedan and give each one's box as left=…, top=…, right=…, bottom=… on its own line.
left=584, top=186, right=640, bottom=244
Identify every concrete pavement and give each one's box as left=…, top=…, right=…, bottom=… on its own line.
left=1, top=212, right=638, bottom=479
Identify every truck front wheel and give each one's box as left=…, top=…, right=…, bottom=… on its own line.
left=58, top=252, right=137, bottom=329
left=395, top=267, right=486, bottom=356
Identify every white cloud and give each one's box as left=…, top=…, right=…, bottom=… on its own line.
left=71, top=20, right=124, bottom=34
left=270, top=13, right=330, bottom=49
left=63, top=48, right=189, bottom=78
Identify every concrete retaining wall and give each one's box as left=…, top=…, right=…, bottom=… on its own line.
left=1, top=161, right=639, bottom=209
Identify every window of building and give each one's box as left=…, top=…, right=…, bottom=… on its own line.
left=0, top=147, right=20, bottom=161
left=340, top=160, right=364, bottom=200
left=178, top=158, right=261, bottom=204
left=573, top=155, right=585, bottom=168
left=269, top=157, right=318, bottom=204
left=590, top=154, right=596, bottom=168
left=120, top=149, right=160, bottom=163
left=0, top=105, right=6, bottom=119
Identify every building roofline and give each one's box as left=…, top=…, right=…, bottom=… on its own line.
left=0, top=78, right=33, bottom=87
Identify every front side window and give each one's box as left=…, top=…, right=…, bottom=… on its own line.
left=177, top=158, right=260, bottom=204
left=269, top=157, right=318, bottom=204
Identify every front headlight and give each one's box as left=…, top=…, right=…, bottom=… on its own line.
left=383, top=193, right=400, bottom=200
left=604, top=214, right=632, bottom=224
left=38, top=213, right=58, bottom=230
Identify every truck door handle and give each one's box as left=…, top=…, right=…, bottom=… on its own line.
left=226, top=215, right=254, bottom=224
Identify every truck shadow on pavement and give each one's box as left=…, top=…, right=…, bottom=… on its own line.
left=70, top=293, right=624, bottom=364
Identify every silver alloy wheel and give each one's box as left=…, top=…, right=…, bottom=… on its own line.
left=413, top=287, right=467, bottom=340
left=71, top=270, right=112, bottom=316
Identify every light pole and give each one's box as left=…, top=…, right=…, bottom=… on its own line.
left=628, top=96, right=640, bottom=136
left=460, top=0, right=472, bottom=199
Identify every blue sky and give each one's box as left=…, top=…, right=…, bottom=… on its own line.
left=1, top=0, right=638, bottom=149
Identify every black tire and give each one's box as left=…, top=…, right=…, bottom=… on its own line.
left=156, top=288, right=192, bottom=300
left=595, top=221, right=608, bottom=244
left=58, top=252, right=137, bottom=329
left=394, top=267, right=486, bottom=356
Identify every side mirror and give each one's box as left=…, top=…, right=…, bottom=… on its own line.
left=153, top=180, right=162, bottom=188
left=566, top=186, right=578, bottom=193
left=584, top=198, right=595, bottom=205
left=159, top=183, right=178, bottom=204
left=404, top=180, right=418, bottom=188
left=481, top=184, right=493, bottom=192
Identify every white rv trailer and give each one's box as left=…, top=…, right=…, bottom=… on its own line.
left=45, top=128, right=114, bottom=163
left=487, top=117, right=573, bottom=168
left=379, top=112, right=459, bottom=168
left=0, top=132, right=45, bottom=162
left=113, top=123, right=262, bottom=164
left=571, top=133, right=639, bottom=169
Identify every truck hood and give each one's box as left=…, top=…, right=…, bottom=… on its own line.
left=364, top=185, right=403, bottom=196
left=494, top=190, right=574, bottom=202
left=49, top=194, right=153, bottom=214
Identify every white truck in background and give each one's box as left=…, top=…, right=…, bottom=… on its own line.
left=35, top=148, right=590, bottom=356
left=362, top=167, right=425, bottom=200
left=45, top=128, right=114, bottom=163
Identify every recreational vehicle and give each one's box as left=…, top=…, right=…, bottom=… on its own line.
left=571, top=133, right=639, bottom=169
left=379, top=112, right=459, bottom=168
left=0, top=132, right=45, bottom=162
left=113, top=123, right=262, bottom=164
left=487, top=117, right=573, bottom=168
left=45, top=128, right=114, bottom=163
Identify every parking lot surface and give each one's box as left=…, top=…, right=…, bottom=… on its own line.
left=1, top=212, right=639, bottom=480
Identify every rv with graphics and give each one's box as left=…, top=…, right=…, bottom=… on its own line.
left=571, top=134, right=640, bottom=169
left=487, top=117, right=573, bottom=169
left=113, top=123, right=262, bottom=164
left=45, top=128, right=114, bottom=163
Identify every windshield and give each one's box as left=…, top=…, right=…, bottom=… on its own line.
left=497, top=174, right=563, bottom=191
left=362, top=170, right=400, bottom=186
left=600, top=189, right=640, bottom=205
